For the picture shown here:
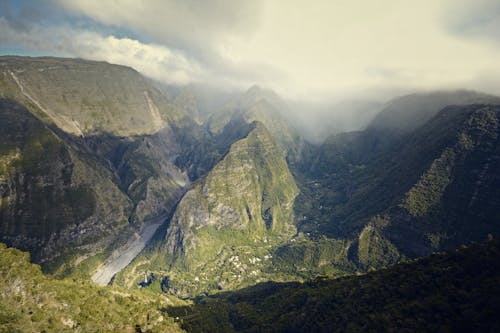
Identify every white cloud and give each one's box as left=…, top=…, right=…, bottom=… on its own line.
left=0, top=18, right=204, bottom=85
left=443, top=0, right=500, bottom=44
left=217, top=0, right=500, bottom=100
left=72, top=33, right=204, bottom=85
left=2, top=0, right=500, bottom=100
left=54, top=0, right=263, bottom=52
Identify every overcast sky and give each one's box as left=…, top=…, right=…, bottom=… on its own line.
left=1, top=0, right=500, bottom=101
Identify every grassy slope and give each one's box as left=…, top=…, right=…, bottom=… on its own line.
left=294, top=104, right=500, bottom=269
left=0, top=56, right=195, bottom=276
left=0, top=243, right=184, bottom=333
left=0, top=99, right=133, bottom=270
left=116, top=122, right=300, bottom=296
left=0, top=56, right=186, bottom=136
left=168, top=239, right=500, bottom=333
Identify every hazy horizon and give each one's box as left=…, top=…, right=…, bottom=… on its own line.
left=1, top=0, right=500, bottom=103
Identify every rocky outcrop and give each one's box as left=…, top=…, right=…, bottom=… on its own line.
left=117, top=122, right=301, bottom=296
left=350, top=105, right=500, bottom=265
left=0, top=99, right=131, bottom=265
left=0, top=56, right=194, bottom=274
left=0, top=56, right=184, bottom=136
left=165, top=122, right=298, bottom=265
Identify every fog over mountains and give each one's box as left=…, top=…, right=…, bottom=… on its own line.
left=1, top=1, right=500, bottom=332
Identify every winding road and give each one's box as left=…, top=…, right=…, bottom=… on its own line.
left=91, top=214, right=167, bottom=286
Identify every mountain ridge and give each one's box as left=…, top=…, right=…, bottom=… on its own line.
left=1, top=56, right=500, bottom=320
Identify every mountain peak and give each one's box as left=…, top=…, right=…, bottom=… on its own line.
left=368, top=90, right=500, bottom=133
left=247, top=84, right=264, bottom=93
left=239, top=84, right=284, bottom=111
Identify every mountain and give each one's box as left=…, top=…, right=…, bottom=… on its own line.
left=0, top=98, right=133, bottom=270
left=2, top=56, right=500, bottom=332
left=354, top=104, right=500, bottom=264
left=169, top=84, right=237, bottom=125
left=291, top=91, right=500, bottom=240
left=0, top=57, right=306, bottom=284
left=297, top=103, right=500, bottom=271
left=0, top=56, right=186, bottom=136
left=168, top=238, right=500, bottom=333
left=0, top=56, right=194, bottom=276
left=116, top=122, right=299, bottom=296
left=0, top=243, right=183, bottom=332
left=206, top=85, right=304, bottom=162
left=368, top=90, right=500, bottom=134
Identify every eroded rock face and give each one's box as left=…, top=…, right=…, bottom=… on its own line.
left=0, top=57, right=194, bottom=273
left=348, top=106, right=500, bottom=267
left=0, top=99, right=132, bottom=264
left=0, top=57, right=181, bottom=136
left=165, top=122, right=298, bottom=263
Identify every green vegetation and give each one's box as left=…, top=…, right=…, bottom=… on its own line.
left=2, top=56, right=500, bottom=333
left=118, top=122, right=301, bottom=296
left=168, top=239, right=500, bottom=332
left=403, top=148, right=456, bottom=217
left=0, top=99, right=133, bottom=271
left=272, top=234, right=356, bottom=277
left=0, top=243, right=183, bottom=332
left=120, top=98, right=500, bottom=301
left=0, top=56, right=197, bottom=275
left=294, top=104, right=500, bottom=270
left=355, top=216, right=402, bottom=269
left=0, top=56, right=187, bottom=136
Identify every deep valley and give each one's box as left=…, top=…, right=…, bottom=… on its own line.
left=1, top=54, right=499, bottom=332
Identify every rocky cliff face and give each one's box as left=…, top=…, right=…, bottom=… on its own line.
left=166, top=122, right=298, bottom=260
left=295, top=102, right=500, bottom=271
left=0, top=56, right=184, bottom=136
left=0, top=99, right=132, bottom=268
left=325, top=105, right=500, bottom=268
left=0, top=56, right=193, bottom=274
left=118, top=122, right=299, bottom=296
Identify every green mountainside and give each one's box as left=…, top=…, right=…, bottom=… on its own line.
left=340, top=105, right=500, bottom=264
left=169, top=238, right=500, bottom=333
left=0, top=99, right=133, bottom=271
left=1, top=56, right=500, bottom=331
left=0, top=56, right=196, bottom=276
left=117, top=122, right=300, bottom=296
left=296, top=104, right=500, bottom=271
left=0, top=56, right=186, bottom=136
left=0, top=243, right=183, bottom=333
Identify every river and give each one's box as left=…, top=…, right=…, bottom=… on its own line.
left=91, top=214, right=167, bottom=286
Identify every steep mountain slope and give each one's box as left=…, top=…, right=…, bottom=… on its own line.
left=357, top=105, right=500, bottom=264
left=298, top=103, right=500, bottom=271
left=0, top=57, right=190, bottom=223
left=0, top=56, right=185, bottom=136
left=0, top=56, right=193, bottom=276
left=2, top=56, right=500, bottom=318
left=369, top=90, right=500, bottom=134
left=0, top=243, right=183, bottom=332
left=0, top=99, right=132, bottom=270
left=117, top=122, right=299, bottom=296
left=206, top=85, right=304, bottom=162
left=166, top=122, right=298, bottom=258
left=290, top=92, right=491, bottom=238
left=170, top=239, right=500, bottom=333
left=167, top=84, right=236, bottom=125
